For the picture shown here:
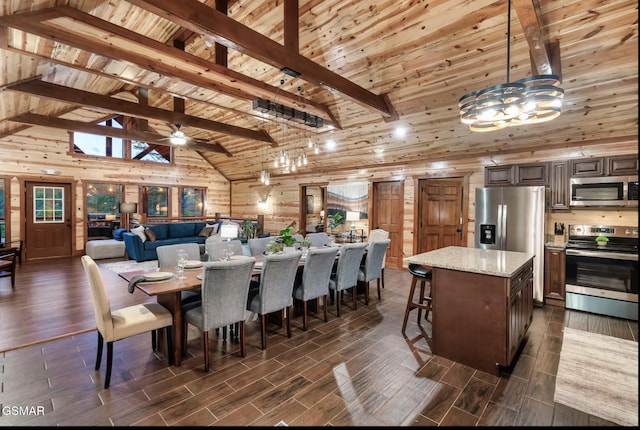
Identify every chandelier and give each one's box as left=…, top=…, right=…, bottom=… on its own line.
left=257, top=81, right=320, bottom=181
left=458, top=0, right=564, bottom=132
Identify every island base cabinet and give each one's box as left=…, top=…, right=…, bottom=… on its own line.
left=432, top=261, right=533, bottom=376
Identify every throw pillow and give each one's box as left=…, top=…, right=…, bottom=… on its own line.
left=144, top=227, right=157, bottom=242
left=207, top=223, right=219, bottom=235
left=131, top=225, right=146, bottom=243
left=113, top=228, right=127, bottom=241
left=198, top=225, right=214, bottom=237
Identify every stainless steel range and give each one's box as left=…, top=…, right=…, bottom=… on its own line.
left=565, top=224, right=638, bottom=320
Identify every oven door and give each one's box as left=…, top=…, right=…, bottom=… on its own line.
left=566, top=250, right=637, bottom=299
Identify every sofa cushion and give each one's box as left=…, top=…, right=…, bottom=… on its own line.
left=149, top=224, right=169, bottom=240
left=198, top=225, right=215, bottom=237
left=168, top=223, right=197, bottom=238
left=144, top=228, right=157, bottom=242
left=131, top=225, right=146, bottom=243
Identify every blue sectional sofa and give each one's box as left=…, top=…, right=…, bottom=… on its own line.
left=123, top=221, right=221, bottom=262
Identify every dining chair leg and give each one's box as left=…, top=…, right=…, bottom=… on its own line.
left=203, top=331, right=210, bottom=372
left=95, top=332, right=104, bottom=371
left=336, top=291, right=341, bottom=317
left=151, top=330, right=157, bottom=351
left=240, top=321, right=246, bottom=357
left=352, top=286, right=357, bottom=310
left=286, top=305, right=292, bottom=338
left=377, top=278, right=382, bottom=300
left=364, top=281, right=369, bottom=305
left=302, top=301, right=308, bottom=331
left=182, top=322, right=188, bottom=356
left=260, top=314, right=267, bottom=350
left=323, top=295, right=328, bottom=322
left=381, top=268, right=385, bottom=289
left=104, top=342, right=114, bottom=389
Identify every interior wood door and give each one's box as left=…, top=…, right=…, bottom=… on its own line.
left=371, top=180, right=403, bottom=268
left=417, top=177, right=464, bottom=254
left=25, top=181, right=72, bottom=260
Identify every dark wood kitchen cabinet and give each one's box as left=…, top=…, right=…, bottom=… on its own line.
left=544, top=245, right=566, bottom=307
left=550, top=161, right=570, bottom=210
left=485, top=162, right=548, bottom=186
left=570, top=155, right=638, bottom=177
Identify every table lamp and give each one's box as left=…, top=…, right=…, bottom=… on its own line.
left=220, top=223, right=239, bottom=241
left=346, top=211, right=359, bottom=232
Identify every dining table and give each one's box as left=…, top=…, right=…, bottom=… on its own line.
left=116, top=248, right=344, bottom=366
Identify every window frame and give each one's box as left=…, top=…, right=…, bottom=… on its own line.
left=0, top=176, right=9, bottom=245
left=179, top=187, right=206, bottom=218
left=140, top=185, right=171, bottom=220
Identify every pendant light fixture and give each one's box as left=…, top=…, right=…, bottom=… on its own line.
left=458, top=0, right=564, bottom=132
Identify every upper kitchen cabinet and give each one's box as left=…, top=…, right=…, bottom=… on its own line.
left=607, top=155, right=639, bottom=176
left=570, top=155, right=638, bottom=177
left=550, top=161, right=570, bottom=210
left=485, top=163, right=548, bottom=187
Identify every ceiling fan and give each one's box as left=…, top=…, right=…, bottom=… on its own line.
left=163, top=123, right=211, bottom=146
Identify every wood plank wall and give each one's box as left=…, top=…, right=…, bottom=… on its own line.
left=1, top=125, right=637, bottom=264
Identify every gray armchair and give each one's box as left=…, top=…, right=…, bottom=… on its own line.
left=292, top=247, right=340, bottom=330
left=184, top=257, right=256, bottom=372
left=246, top=251, right=302, bottom=349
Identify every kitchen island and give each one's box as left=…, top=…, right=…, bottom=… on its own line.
left=404, top=246, right=535, bottom=376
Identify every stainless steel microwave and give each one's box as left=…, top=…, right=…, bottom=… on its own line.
left=570, top=175, right=638, bottom=207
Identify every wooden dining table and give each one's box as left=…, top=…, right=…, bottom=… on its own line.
left=117, top=250, right=341, bottom=366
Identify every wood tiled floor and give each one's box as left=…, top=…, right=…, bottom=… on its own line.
left=0, top=257, right=637, bottom=426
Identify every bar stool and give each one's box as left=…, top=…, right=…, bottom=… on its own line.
left=401, top=263, right=433, bottom=335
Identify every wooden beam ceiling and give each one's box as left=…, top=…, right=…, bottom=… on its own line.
left=3, top=79, right=275, bottom=145
left=126, top=0, right=399, bottom=120
left=0, top=5, right=340, bottom=129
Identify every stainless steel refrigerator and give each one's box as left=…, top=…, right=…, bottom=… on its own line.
left=475, top=186, right=546, bottom=303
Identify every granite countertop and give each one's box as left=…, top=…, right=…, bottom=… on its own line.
left=545, top=241, right=567, bottom=249
left=404, top=246, right=534, bottom=278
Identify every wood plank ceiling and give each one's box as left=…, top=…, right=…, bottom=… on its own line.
left=0, top=0, right=637, bottom=182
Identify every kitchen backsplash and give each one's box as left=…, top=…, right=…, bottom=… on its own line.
left=547, top=208, right=638, bottom=240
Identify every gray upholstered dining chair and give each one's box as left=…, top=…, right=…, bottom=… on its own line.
left=292, top=246, right=340, bottom=330
left=248, top=236, right=279, bottom=256
left=183, top=257, right=256, bottom=372
left=305, top=232, right=330, bottom=247
left=81, top=255, right=173, bottom=389
left=358, top=239, right=391, bottom=304
left=205, top=239, right=244, bottom=261
left=328, top=242, right=368, bottom=317
left=368, top=228, right=389, bottom=288
left=156, top=243, right=202, bottom=310
left=246, top=251, right=302, bottom=349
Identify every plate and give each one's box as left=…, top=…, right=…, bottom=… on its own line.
left=143, top=271, right=173, bottom=281
left=196, top=274, right=203, bottom=280
left=184, top=260, right=203, bottom=269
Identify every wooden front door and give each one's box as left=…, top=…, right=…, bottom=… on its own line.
left=417, top=177, right=465, bottom=254
left=371, top=180, right=403, bottom=268
left=25, top=181, right=73, bottom=260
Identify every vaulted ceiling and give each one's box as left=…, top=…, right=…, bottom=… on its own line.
left=0, top=0, right=637, bottom=182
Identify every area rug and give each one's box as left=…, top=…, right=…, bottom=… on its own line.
left=99, top=259, right=158, bottom=274
left=554, top=327, right=638, bottom=426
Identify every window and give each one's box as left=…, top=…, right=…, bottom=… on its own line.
left=33, top=186, right=65, bottom=223
left=86, top=182, right=123, bottom=215
left=0, top=178, right=7, bottom=244
left=141, top=186, right=169, bottom=218
left=180, top=187, right=205, bottom=217
left=72, top=116, right=171, bottom=164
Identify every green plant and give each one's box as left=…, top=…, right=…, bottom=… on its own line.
left=240, top=220, right=259, bottom=239
left=595, top=235, right=609, bottom=243
left=327, top=213, right=344, bottom=229
left=266, top=240, right=282, bottom=254
left=300, top=238, right=312, bottom=249
left=277, top=226, right=301, bottom=247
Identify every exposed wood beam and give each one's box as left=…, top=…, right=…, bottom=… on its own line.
left=126, top=0, right=398, bottom=120
left=4, top=79, right=275, bottom=145
left=8, top=112, right=231, bottom=155
left=283, top=0, right=299, bottom=54
left=0, top=6, right=340, bottom=129
left=512, top=0, right=558, bottom=76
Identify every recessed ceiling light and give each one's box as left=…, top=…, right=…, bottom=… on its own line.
left=394, top=126, right=407, bottom=138
left=325, top=139, right=336, bottom=151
